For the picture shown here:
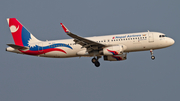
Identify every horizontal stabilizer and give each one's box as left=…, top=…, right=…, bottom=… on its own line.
left=7, top=44, right=29, bottom=50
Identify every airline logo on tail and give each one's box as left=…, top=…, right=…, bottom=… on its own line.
left=7, top=18, right=41, bottom=47
left=7, top=18, right=24, bottom=46
left=10, top=25, right=19, bottom=33
left=7, top=18, right=73, bottom=55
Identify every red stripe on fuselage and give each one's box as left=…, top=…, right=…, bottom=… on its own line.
left=19, top=48, right=67, bottom=55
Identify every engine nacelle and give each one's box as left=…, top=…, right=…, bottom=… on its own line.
left=103, top=45, right=125, bottom=55
left=104, top=54, right=127, bottom=61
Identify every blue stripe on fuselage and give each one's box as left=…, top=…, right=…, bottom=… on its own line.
left=29, top=43, right=73, bottom=51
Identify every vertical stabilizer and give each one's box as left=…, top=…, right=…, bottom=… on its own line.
left=7, top=18, right=41, bottom=47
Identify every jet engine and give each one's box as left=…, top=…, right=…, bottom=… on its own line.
left=103, top=54, right=127, bottom=61
left=103, top=45, right=125, bottom=55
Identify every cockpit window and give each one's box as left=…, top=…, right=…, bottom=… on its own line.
left=159, top=35, right=166, bottom=37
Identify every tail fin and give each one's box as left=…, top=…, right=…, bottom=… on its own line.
left=7, top=18, right=41, bottom=47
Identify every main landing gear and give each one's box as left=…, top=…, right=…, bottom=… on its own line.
left=91, top=56, right=101, bottom=67
left=150, top=49, right=155, bottom=60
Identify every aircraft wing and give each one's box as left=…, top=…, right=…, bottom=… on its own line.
left=60, top=23, right=106, bottom=52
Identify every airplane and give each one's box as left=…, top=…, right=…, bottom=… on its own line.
left=6, top=18, right=175, bottom=67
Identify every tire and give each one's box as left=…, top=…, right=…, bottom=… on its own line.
left=95, top=61, right=100, bottom=67
left=151, top=56, right=155, bottom=60
left=92, top=58, right=97, bottom=63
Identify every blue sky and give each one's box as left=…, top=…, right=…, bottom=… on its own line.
left=0, top=0, right=179, bottom=101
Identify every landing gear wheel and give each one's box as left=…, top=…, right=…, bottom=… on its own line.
left=91, top=58, right=97, bottom=63
left=91, top=57, right=101, bottom=67
left=94, top=61, right=100, bottom=67
left=151, top=56, right=155, bottom=60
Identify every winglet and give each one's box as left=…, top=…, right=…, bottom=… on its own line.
left=60, top=23, right=70, bottom=33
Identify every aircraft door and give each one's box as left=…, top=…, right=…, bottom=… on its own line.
left=148, top=32, right=154, bottom=42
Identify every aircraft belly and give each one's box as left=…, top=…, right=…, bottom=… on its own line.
left=125, top=39, right=154, bottom=52
left=40, top=49, right=77, bottom=58
left=125, top=42, right=143, bottom=52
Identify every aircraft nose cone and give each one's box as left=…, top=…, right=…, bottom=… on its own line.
left=169, top=38, right=175, bottom=45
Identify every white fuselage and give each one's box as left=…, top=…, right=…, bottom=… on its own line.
left=7, top=32, right=174, bottom=58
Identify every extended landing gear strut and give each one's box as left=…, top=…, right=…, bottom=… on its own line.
left=91, top=56, right=101, bottom=67
left=150, top=49, right=155, bottom=60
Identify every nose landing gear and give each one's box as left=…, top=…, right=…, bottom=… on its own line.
left=150, top=49, right=155, bottom=60
left=91, top=56, right=101, bottom=67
